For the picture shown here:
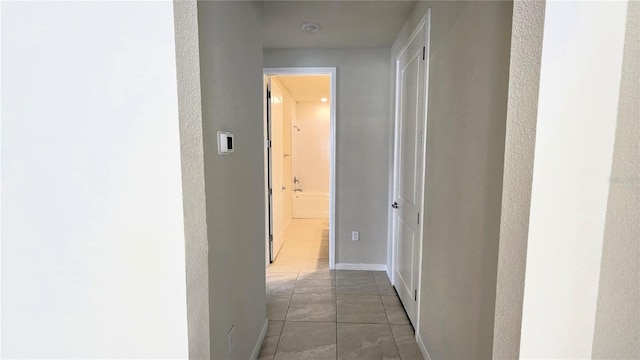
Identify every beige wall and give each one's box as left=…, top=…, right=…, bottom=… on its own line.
left=592, top=1, right=640, bottom=358
left=2, top=2, right=189, bottom=357
left=492, top=1, right=545, bottom=358
left=391, top=1, right=513, bottom=358
left=264, top=48, right=391, bottom=266
left=198, top=2, right=267, bottom=358
left=519, top=1, right=628, bottom=357
left=173, top=1, right=210, bottom=358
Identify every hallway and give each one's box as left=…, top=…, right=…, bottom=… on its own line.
left=260, top=219, right=423, bottom=359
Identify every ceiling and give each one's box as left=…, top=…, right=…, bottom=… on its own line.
left=263, top=1, right=417, bottom=49
left=275, top=75, right=331, bottom=102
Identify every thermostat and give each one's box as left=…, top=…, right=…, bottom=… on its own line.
left=217, top=131, right=234, bottom=155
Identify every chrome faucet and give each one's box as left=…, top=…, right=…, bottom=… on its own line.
left=293, top=176, right=300, bottom=184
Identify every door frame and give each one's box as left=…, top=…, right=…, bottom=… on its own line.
left=263, top=67, right=337, bottom=269
left=389, top=10, right=431, bottom=329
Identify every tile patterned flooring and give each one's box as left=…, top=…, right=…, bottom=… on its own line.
left=259, top=219, right=423, bottom=360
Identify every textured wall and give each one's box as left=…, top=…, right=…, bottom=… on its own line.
left=592, top=1, right=640, bottom=357
left=197, top=2, right=267, bottom=358
left=392, top=2, right=513, bottom=358
left=173, top=1, right=210, bottom=359
left=519, top=1, right=628, bottom=358
left=492, top=2, right=545, bottom=358
left=264, top=48, right=391, bottom=266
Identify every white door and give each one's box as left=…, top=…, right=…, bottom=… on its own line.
left=392, top=20, right=428, bottom=327
left=268, top=77, right=287, bottom=261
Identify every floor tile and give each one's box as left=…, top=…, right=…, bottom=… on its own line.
left=264, top=220, right=422, bottom=359
left=275, top=321, right=336, bottom=360
left=267, top=295, right=291, bottom=321
left=267, top=263, right=301, bottom=275
left=337, top=294, right=388, bottom=324
left=336, top=277, right=380, bottom=295
left=258, top=320, right=284, bottom=360
left=374, top=272, right=392, bottom=285
left=382, top=296, right=410, bottom=325
left=377, top=283, right=397, bottom=296
left=390, top=325, right=423, bottom=360
left=297, top=270, right=335, bottom=280
left=295, top=276, right=336, bottom=294
left=286, top=293, right=336, bottom=322
left=299, top=261, right=330, bottom=273
left=337, top=323, right=400, bottom=359
left=336, top=270, right=376, bottom=279
left=267, top=273, right=297, bottom=296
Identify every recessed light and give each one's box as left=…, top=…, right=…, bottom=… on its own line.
left=301, top=22, right=321, bottom=33
left=321, top=98, right=328, bottom=103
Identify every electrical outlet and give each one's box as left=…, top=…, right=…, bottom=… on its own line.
left=227, top=325, right=235, bottom=354
left=352, top=231, right=359, bottom=241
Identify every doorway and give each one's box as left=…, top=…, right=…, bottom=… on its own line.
left=263, top=67, right=337, bottom=269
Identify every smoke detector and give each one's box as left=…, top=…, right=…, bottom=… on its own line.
left=301, top=22, right=321, bottom=33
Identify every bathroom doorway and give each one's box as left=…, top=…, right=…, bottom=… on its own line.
left=263, top=67, right=336, bottom=270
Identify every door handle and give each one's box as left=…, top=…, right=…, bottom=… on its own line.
left=392, top=202, right=398, bottom=209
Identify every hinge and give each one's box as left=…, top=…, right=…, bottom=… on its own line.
left=422, top=47, right=426, bottom=60
left=266, top=140, right=272, bottom=148
left=267, top=89, right=271, bottom=99
left=417, top=212, right=420, bottom=225
left=268, top=188, right=272, bottom=196
left=269, top=235, right=273, bottom=243
left=414, top=289, right=417, bottom=301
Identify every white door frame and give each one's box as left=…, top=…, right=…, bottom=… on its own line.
left=389, top=10, right=431, bottom=330
left=263, top=67, right=337, bottom=269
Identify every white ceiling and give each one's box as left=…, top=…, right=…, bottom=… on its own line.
left=275, top=75, right=331, bottom=102
left=263, top=1, right=417, bottom=49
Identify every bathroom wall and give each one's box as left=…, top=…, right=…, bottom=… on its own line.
left=292, top=102, right=331, bottom=218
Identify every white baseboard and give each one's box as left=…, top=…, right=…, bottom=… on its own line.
left=416, top=331, right=431, bottom=360
left=334, top=263, right=388, bottom=271
left=250, top=319, right=269, bottom=360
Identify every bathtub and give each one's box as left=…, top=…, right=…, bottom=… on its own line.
left=292, top=192, right=329, bottom=219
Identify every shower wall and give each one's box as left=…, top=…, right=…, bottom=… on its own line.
left=292, top=102, right=330, bottom=218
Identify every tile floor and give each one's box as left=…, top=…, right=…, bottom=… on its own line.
left=259, top=219, right=423, bottom=360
